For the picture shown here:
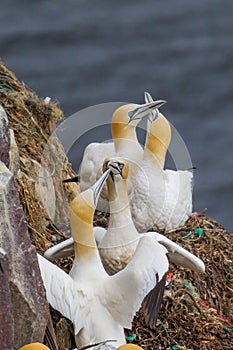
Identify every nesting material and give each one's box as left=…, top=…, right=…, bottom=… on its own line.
left=0, top=62, right=79, bottom=252
left=133, top=214, right=233, bottom=349
left=1, top=62, right=232, bottom=349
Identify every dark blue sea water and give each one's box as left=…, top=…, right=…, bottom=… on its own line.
left=0, top=0, right=232, bottom=232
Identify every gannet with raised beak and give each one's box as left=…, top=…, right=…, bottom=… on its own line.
left=38, top=169, right=174, bottom=348
left=131, top=92, right=193, bottom=232
left=79, top=99, right=166, bottom=211
left=43, top=158, right=204, bottom=329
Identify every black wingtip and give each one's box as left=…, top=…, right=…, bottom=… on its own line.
left=44, top=315, right=59, bottom=350
left=142, top=272, right=167, bottom=329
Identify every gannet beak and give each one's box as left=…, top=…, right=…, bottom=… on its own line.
left=91, top=169, right=111, bottom=207
left=144, top=91, right=160, bottom=123
left=106, top=160, right=123, bottom=175
left=144, top=91, right=154, bottom=104
left=63, top=175, right=80, bottom=183
left=104, top=160, right=125, bottom=182
left=128, top=99, right=166, bottom=122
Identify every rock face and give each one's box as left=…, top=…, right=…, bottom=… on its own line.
left=0, top=104, right=10, bottom=167
left=0, top=247, right=14, bottom=349
left=0, top=106, right=49, bottom=349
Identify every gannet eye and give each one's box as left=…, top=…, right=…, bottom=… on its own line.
left=103, top=160, right=109, bottom=172
left=118, top=163, right=124, bottom=169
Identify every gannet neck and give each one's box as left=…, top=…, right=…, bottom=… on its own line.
left=69, top=192, right=98, bottom=259
left=145, top=112, right=171, bottom=169
left=107, top=176, right=132, bottom=228
left=112, top=104, right=140, bottom=152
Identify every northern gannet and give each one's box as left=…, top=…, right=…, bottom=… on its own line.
left=131, top=92, right=193, bottom=232
left=79, top=99, right=166, bottom=211
left=38, top=169, right=173, bottom=348
left=43, top=158, right=204, bottom=329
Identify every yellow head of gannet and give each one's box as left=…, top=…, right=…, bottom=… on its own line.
left=145, top=112, right=171, bottom=169
left=111, top=100, right=166, bottom=145
left=79, top=98, right=166, bottom=212
left=19, top=344, right=50, bottom=350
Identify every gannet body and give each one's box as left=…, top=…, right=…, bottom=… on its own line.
left=131, top=92, right=193, bottom=232
left=38, top=170, right=172, bottom=348
left=43, top=158, right=204, bottom=329
left=79, top=100, right=166, bottom=211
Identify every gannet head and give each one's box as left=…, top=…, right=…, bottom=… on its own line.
left=70, top=169, right=111, bottom=224
left=103, top=157, right=129, bottom=182
left=103, top=157, right=130, bottom=208
left=19, top=344, right=50, bottom=350
left=112, top=100, right=166, bottom=140
left=145, top=112, right=171, bottom=168
left=127, top=99, right=166, bottom=122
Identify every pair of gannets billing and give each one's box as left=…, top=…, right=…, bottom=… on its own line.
left=79, top=98, right=166, bottom=213
left=79, top=93, right=192, bottom=232
left=38, top=169, right=171, bottom=348
left=43, top=158, right=204, bottom=339
left=19, top=343, right=143, bottom=350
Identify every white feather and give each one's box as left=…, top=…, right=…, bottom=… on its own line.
left=131, top=160, right=193, bottom=232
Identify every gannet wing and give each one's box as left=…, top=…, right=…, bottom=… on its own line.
left=44, top=237, right=74, bottom=260
left=141, top=230, right=204, bottom=328
left=44, top=227, right=106, bottom=261
left=146, top=231, right=205, bottom=272
left=102, top=235, right=169, bottom=329
left=37, top=254, right=84, bottom=334
left=141, top=272, right=167, bottom=328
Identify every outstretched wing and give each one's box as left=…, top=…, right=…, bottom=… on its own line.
left=44, top=227, right=106, bottom=261
left=102, top=235, right=169, bottom=329
left=44, top=237, right=74, bottom=260
left=146, top=231, right=205, bottom=272
left=37, top=254, right=85, bottom=334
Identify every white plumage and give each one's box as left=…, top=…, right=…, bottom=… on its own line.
left=131, top=154, right=193, bottom=232
left=43, top=158, right=204, bottom=330
left=39, top=170, right=172, bottom=348
left=131, top=92, right=193, bottom=232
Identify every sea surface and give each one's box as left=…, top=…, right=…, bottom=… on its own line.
left=0, top=0, right=232, bottom=232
